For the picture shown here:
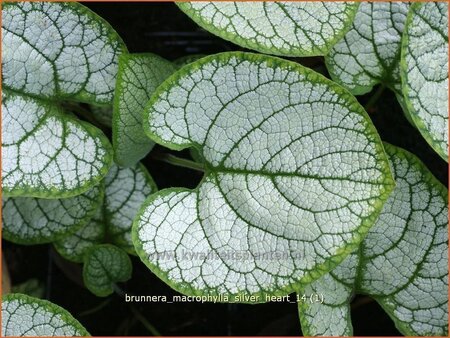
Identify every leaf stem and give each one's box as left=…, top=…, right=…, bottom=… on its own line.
left=112, top=285, right=161, bottom=336
left=151, top=152, right=205, bottom=172
left=78, top=298, right=112, bottom=317
left=364, top=84, right=386, bottom=112
left=130, top=305, right=162, bottom=336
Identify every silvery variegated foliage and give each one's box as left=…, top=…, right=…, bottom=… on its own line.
left=298, top=144, right=448, bottom=337
left=2, top=2, right=124, bottom=102
left=133, top=52, right=395, bottom=299
left=326, top=2, right=410, bottom=95
left=2, top=2, right=126, bottom=198
left=2, top=184, right=102, bottom=245
left=55, top=163, right=156, bottom=261
left=104, top=163, right=157, bottom=253
left=113, top=53, right=176, bottom=166
left=2, top=91, right=112, bottom=198
left=54, top=206, right=106, bottom=263
left=177, top=2, right=359, bottom=56
left=2, top=294, right=90, bottom=337
left=401, top=2, right=449, bottom=161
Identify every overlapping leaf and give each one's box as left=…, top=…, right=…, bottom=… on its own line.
left=113, top=53, right=176, bottom=166
left=104, top=163, right=157, bottom=253
left=3, top=92, right=113, bottom=198
left=83, top=244, right=132, bottom=297
left=2, top=2, right=126, bottom=197
left=401, top=2, right=448, bottom=161
left=177, top=2, right=359, bottom=57
left=134, top=52, right=394, bottom=299
left=55, top=163, right=156, bottom=261
left=54, top=207, right=105, bottom=263
left=298, top=144, right=448, bottom=336
left=326, top=2, right=410, bottom=95
left=2, top=293, right=90, bottom=336
left=2, top=183, right=102, bottom=244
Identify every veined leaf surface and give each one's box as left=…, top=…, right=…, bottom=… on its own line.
left=2, top=1, right=125, bottom=103
left=104, top=163, right=156, bottom=253
left=113, top=53, right=176, bottom=166
left=83, top=244, right=132, bottom=297
left=134, top=52, right=394, bottom=300
left=2, top=184, right=102, bottom=245
left=2, top=92, right=112, bottom=198
left=177, top=2, right=359, bottom=57
left=326, top=2, right=410, bottom=95
left=54, top=207, right=105, bottom=263
left=2, top=293, right=90, bottom=336
left=298, top=143, right=448, bottom=336
left=401, top=2, right=448, bottom=161
left=55, top=163, right=156, bottom=261
left=2, top=2, right=126, bottom=197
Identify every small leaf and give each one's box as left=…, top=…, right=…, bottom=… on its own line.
left=2, top=1, right=126, bottom=104
left=177, top=2, right=359, bottom=57
left=134, top=52, right=394, bottom=299
left=113, top=53, right=176, bottom=166
left=90, top=105, right=113, bottom=127
left=325, top=3, right=410, bottom=95
left=2, top=184, right=102, bottom=244
left=298, top=143, right=448, bottom=336
left=83, top=244, right=132, bottom=297
left=400, top=2, right=448, bottom=161
left=104, top=163, right=157, bottom=253
left=2, top=92, right=112, bottom=198
left=11, top=279, right=45, bottom=299
left=54, top=207, right=106, bottom=263
left=2, top=293, right=90, bottom=336
left=55, top=163, right=156, bottom=260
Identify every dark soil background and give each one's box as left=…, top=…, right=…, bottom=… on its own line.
left=3, top=2, right=447, bottom=337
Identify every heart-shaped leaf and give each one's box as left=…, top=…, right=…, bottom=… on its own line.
left=325, top=2, right=410, bottom=95
left=298, top=143, right=448, bottom=336
left=177, top=2, right=359, bottom=57
left=83, top=244, right=132, bottom=297
left=2, top=184, right=102, bottom=245
left=2, top=2, right=126, bottom=197
left=2, top=91, right=113, bottom=198
left=134, top=52, right=394, bottom=299
left=2, top=293, right=90, bottom=336
left=400, top=2, right=448, bottom=161
left=113, top=53, right=176, bottom=166
left=55, top=163, right=156, bottom=261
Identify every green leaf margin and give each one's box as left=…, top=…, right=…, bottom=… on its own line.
left=400, top=2, right=448, bottom=162
left=176, top=2, right=360, bottom=57
left=2, top=293, right=90, bottom=336
left=83, top=244, right=132, bottom=297
left=135, top=51, right=395, bottom=302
